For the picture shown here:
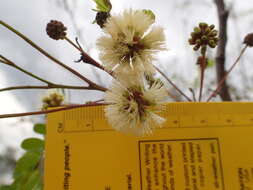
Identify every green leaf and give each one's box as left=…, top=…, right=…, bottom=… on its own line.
left=92, top=0, right=112, bottom=12
left=142, top=9, right=156, bottom=21
left=21, top=170, right=42, bottom=190
left=21, top=138, right=44, bottom=153
left=33, top=123, right=46, bottom=135
left=0, top=185, right=14, bottom=190
left=14, top=151, right=41, bottom=180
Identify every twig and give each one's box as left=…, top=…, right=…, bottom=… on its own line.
left=0, top=20, right=107, bottom=92
left=154, top=65, right=192, bottom=102
left=198, top=55, right=206, bottom=101
left=0, top=55, right=104, bottom=92
left=0, top=55, right=54, bottom=85
left=189, top=88, right=197, bottom=102
left=0, top=102, right=109, bottom=119
left=207, top=45, right=248, bottom=102
left=214, top=0, right=232, bottom=101
left=0, top=85, right=97, bottom=92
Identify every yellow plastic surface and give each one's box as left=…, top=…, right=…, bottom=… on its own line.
left=44, top=102, right=253, bottom=190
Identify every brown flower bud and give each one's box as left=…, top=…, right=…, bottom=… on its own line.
left=46, top=20, right=67, bottom=40
left=243, top=33, right=253, bottom=47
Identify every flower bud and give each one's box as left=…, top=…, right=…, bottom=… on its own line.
left=243, top=33, right=253, bottom=47
left=46, top=20, right=67, bottom=40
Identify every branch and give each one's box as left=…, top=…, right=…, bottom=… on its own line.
left=0, top=55, right=105, bottom=92
left=0, top=102, right=108, bottom=119
left=214, top=0, right=232, bottom=101
left=0, top=55, right=54, bottom=85
left=154, top=65, right=192, bottom=102
left=0, top=20, right=107, bottom=92
left=207, top=45, right=248, bottom=102
left=0, top=85, right=97, bottom=92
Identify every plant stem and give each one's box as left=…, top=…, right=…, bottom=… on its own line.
left=0, top=102, right=108, bottom=119
left=0, top=55, right=54, bottom=85
left=0, top=20, right=107, bottom=92
left=206, top=45, right=248, bottom=102
left=0, top=85, right=97, bottom=92
left=154, top=65, right=192, bottom=102
left=198, top=55, right=206, bottom=102
left=189, top=88, right=197, bottom=102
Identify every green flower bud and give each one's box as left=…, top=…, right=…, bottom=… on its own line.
left=199, top=22, right=208, bottom=29
left=209, top=30, right=218, bottom=37
left=191, top=32, right=197, bottom=38
left=188, top=38, right=195, bottom=45
left=204, top=27, right=211, bottom=34
left=208, top=40, right=216, bottom=48
left=194, top=27, right=201, bottom=34
left=201, top=35, right=208, bottom=42
left=196, top=39, right=201, bottom=45
left=209, top=24, right=215, bottom=30
left=194, top=44, right=201, bottom=51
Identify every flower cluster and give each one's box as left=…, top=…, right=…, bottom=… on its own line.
left=188, top=23, right=219, bottom=55
left=97, top=9, right=166, bottom=76
left=105, top=80, right=167, bottom=135
left=97, top=9, right=167, bottom=135
left=42, top=91, right=64, bottom=110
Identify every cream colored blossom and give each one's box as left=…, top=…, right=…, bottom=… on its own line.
left=104, top=80, right=167, bottom=135
left=97, top=9, right=166, bottom=76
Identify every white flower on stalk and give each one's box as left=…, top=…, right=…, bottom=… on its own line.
left=104, top=80, right=167, bottom=135
left=97, top=9, right=166, bottom=75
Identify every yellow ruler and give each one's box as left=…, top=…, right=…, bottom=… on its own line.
left=44, top=102, right=253, bottom=190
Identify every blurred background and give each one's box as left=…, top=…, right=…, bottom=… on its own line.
left=0, top=0, right=253, bottom=185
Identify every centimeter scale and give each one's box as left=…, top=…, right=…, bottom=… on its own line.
left=44, top=102, right=253, bottom=190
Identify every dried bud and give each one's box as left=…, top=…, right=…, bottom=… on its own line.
left=95, top=11, right=110, bottom=28
left=46, top=20, right=67, bottom=40
left=243, top=33, right=253, bottom=47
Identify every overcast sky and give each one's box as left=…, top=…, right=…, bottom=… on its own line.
left=0, top=0, right=253, bottom=168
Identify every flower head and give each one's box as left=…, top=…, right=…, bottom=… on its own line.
left=46, top=20, right=67, bottom=40
left=97, top=9, right=166, bottom=76
left=188, top=23, right=219, bottom=55
left=42, top=90, right=64, bottom=110
left=104, top=79, right=167, bottom=135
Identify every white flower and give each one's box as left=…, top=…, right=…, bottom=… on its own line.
left=97, top=9, right=166, bottom=76
left=104, top=79, right=167, bottom=135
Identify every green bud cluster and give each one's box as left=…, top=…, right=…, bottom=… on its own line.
left=42, top=92, right=64, bottom=110
left=188, top=22, right=219, bottom=55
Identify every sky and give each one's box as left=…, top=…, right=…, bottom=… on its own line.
left=0, top=0, right=253, bottom=183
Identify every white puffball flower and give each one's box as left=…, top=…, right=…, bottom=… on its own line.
left=97, top=9, right=166, bottom=76
left=104, top=80, right=167, bottom=135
